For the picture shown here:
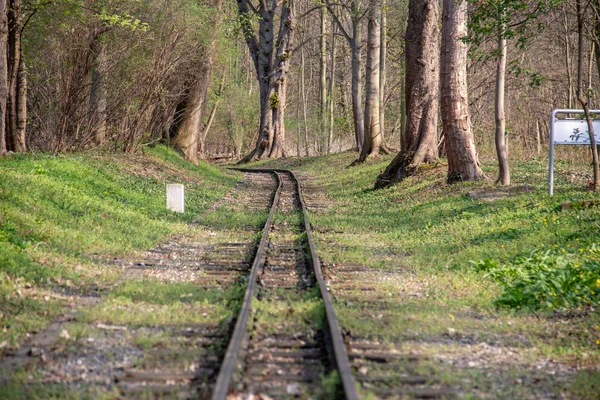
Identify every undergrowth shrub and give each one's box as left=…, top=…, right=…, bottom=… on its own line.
left=471, top=245, right=600, bottom=311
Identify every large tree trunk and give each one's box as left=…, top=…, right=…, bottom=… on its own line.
left=0, top=0, right=6, bottom=155
left=351, top=0, right=364, bottom=151
left=172, top=0, right=224, bottom=164
left=441, top=0, right=484, bottom=183
left=358, top=0, right=382, bottom=162
left=268, top=0, right=294, bottom=158
left=375, top=0, right=439, bottom=188
left=495, top=20, right=510, bottom=185
left=238, top=0, right=294, bottom=163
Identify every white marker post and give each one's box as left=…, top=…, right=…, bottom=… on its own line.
left=167, top=184, right=185, bottom=213
left=549, top=109, right=600, bottom=195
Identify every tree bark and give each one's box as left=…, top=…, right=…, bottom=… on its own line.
left=563, top=10, right=573, bottom=109
left=6, top=0, right=24, bottom=152
left=238, top=0, right=294, bottom=162
left=89, top=32, right=107, bottom=147
left=379, top=0, right=387, bottom=142
left=172, top=0, right=224, bottom=164
left=301, top=44, right=309, bottom=156
left=319, top=6, right=327, bottom=154
left=375, top=0, right=439, bottom=188
left=328, top=20, right=337, bottom=154
left=199, top=72, right=225, bottom=158
left=0, top=0, right=6, bottom=155
left=495, top=20, right=510, bottom=185
left=577, top=0, right=599, bottom=191
left=15, top=49, right=24, bottom=149
left=351, top=0, right=364, bottom=151
left=441, top=0, right=484, bottom=183
left=268, top=0, right=294, bottom=158
left=358, top=0, right=382, bottom=162
left=327, top=0, right=365, bottom=151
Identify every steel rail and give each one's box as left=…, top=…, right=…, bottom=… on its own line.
left=283, top=169, right=360, bottom=400
left=213, top=168, right=359, bottom=400
left=211, top=170, right=282, bottom=400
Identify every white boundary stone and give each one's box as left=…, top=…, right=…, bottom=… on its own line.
left=167, top=184, right=185, bottom=213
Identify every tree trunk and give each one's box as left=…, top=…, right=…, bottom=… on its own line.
left=15, top=49, right=24, bottom=149
left=0, top=0, right=6, bottom=155
left=89, top=33, right=107, bottom=147
left=328, top=20, right=337, bottom=154
left=375, top=0, right=439, bottom=188
left=441, top=0, right=484, bottom=183
left=6, top=0, right=24, bottom=152
left=358, top=0, right=382, bottom=162
left=238, top=0, right=294, bottom=162
left=172, top=0, right=224, bottom=164
left=268, top=0, right=294, bottom=158
left=199, top=73, right=225, bottom=158
left=351, top=0, right=364, bottom=151
left=320, top=6, right=327, bottom=154
left=577, top=0, right=599, bottom=191
left=495, top=21, right=510, bottom=185
left=379, top=0, right=387, bottom=142
left=301, top=44, right=309, bottom=156
left=563, top=10, right=574, bottom=109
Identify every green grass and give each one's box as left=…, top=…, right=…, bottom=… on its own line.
left=0, top=145, right=239, bottom=347
left=253, top=150, right=600, bottom=398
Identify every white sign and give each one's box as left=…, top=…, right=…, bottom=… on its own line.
left=553, top=117, right=600, bottom=145
left=549, top=109, right=600, bottom=195
left=167, top=184, right=185, bottom=213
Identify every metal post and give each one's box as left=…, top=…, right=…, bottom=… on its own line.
left=548, top=110, right=555, bottom=196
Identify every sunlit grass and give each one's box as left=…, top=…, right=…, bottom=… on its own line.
left=0, top=145, right=239, bottom=346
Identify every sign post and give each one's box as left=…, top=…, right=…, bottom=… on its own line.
left=548, top=109, right=600, bottom=195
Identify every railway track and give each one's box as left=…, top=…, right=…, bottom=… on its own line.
left=211, top=169, right=359, bottom=400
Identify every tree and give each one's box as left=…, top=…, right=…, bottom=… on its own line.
left=576, top=0, right=599, bottom=191
left=0, top=0, right=7, bottom=155
left=441, top=0, right=484, bottom=183
left=171, top=0, right=224, bottom=164
left=358, top=0, right=383, bottom=161
left=326, top=0, right=365, bottom=151
left=375, top=0, right=439, bottom=188
left=88, top=26, right=109, bottom=147
left=467, top=0, right=561, bottom=185
left=0, top=0, right=25, bottom=153
left=237, top=0, right=296, bottom=162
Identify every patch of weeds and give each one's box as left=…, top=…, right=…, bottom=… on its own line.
left=111, top=279, right=235, bottom=305
left=566, top=369, right=600, bottom=399
left=80, top=296, right=229, bottom=327
left=472, top=245, right=600, bottom=311
left=320, top=370, right=343, bottom=399
left=0, top=370, right=120, bottom=399
left=254, top=288, right=325, bottom=334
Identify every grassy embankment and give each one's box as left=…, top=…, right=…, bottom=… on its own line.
left=0, top=145, right=240, bottom=349
left=255, top=151, right=600, bottom=398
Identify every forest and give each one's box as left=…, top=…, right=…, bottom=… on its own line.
left=1, top=0, right=600, bottom=398
left=0, top=0, right=599, bottom=187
